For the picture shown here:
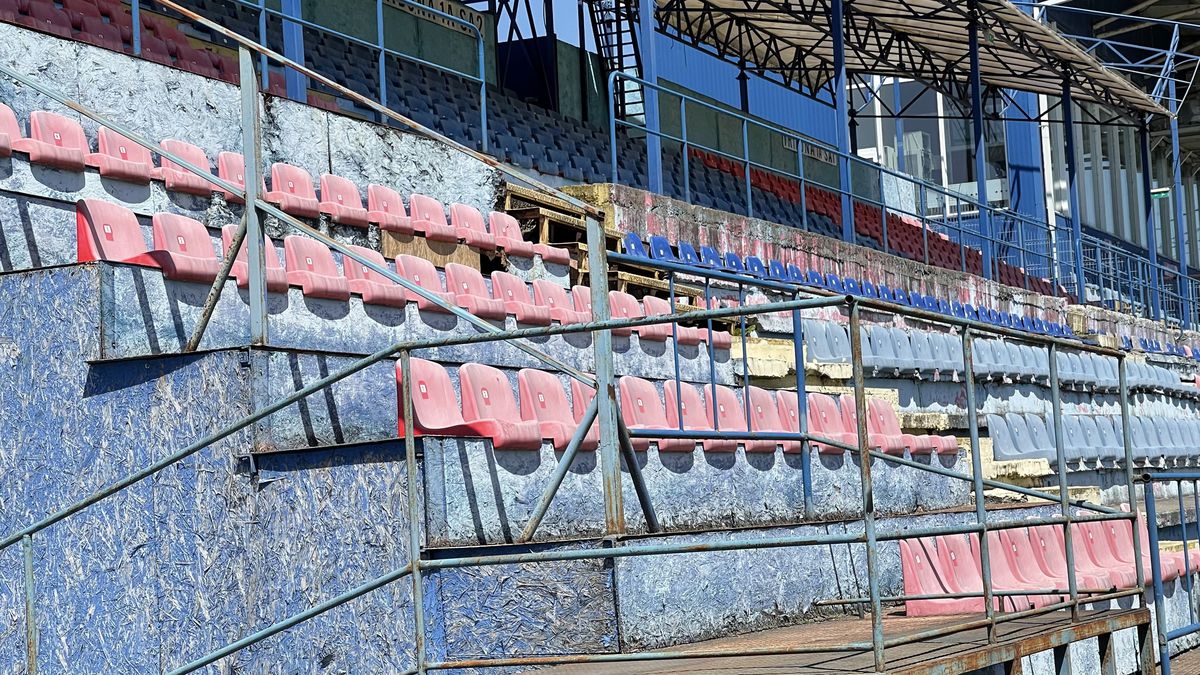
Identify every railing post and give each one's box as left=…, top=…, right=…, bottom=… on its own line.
left=609, top=73, right=619, bottom=184
left=848, top=302, right=884, bottom=671
left=1048, top=344, right=1079, bottom=621
left=377, top=0, right=387, bottom=113
left=743, top=119, right=753, bottom=218
left=281, top=0, right=307, bottom=100
left=1144, top=484, right=1171, bottom=674
left=1170, top=75, right=1190, bottom=329
left=968, top=3, right=993, bottom=281
left=587, top=214, right=625, bottom=534
left=792, top=299, right=812, bottom=518
left=1141, top=122, right=1163, bottom=321
left=831, top=0, right=854, bottom=243
left=920, top=183, right=929, bottom=265
left=239, top=46, right=268, bottom=345
left=680, top=98, right=690, bottom=203
left=258, top=0, right=269, bottom=90
left=131, top=0, right=141, bottom=56
left=961, top=328, right=995, bottom=639
left=797, top=140, right=808, bottom=231
left=879, top=169, right=889, bottom=254
left=1062, top=78, right=1087, bottom=303
left=477, top=23, right=488, bottom=153
left=638, top=0, right=661, bottom=194
left=23, top=533, right=36, bottom=674
left=399, top=351, right=427, bottom=674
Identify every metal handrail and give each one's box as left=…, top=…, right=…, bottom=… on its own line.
left=1138, top=471, right=1200, bottom=674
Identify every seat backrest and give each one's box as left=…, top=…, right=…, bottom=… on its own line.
left=445, top=263, right=491, bottom=298
left=283, top=236, right=339, bottom=277
left=489, top=211, right=523, bottom=240
left=1024, top=413, right=1054, bottom=453
left=910, top=330, right=934, bottom=364
left=492, top=271, right=533, bottom=304
left=97, top=127, right=152, bottom=167
left=747, top=386, right=785, bottom=432
left=532, top=280, right=574, bottom=314
left=648, top=235, right=675, bottom=261
left=867, top=398, right=903, bottom=435
left=699, top=246, right=722, bottom=268
left=619, top=376, right=668, bottom=427
left=608, top=290, right=645, bottom=320
left=517, top=368, right=572, bottom=425
left=571, top=379, right=595, bottom=422
left=570, top=285, right=593, bottom=314
left=159, top=139, right=210, bottom=178
left=367, top=184, right=406, bottom=216
left=705, top=384, right=749, bottom=432
left=936, top=533, right=983, bottom=592
left=1007, top=413, right=1032, bottom=451
left=641, top=295, right=675, bottom=318
left=869, top=325, right=897, bottom=360
left=745, top=255, right=767, bottom=277
left=450, top=203, right=488, bottom=235
left=220, top=225, right=283, bottom=269
left=0, top=103, right=19, bottom=141
left=341, top=244, right=389, bottom=283
left=76, top=199, right=148, bottom=262
left=408, top=193, right=446, bottom=226
left=891, top=328, right=916, bottom=363
left=320, top=174, right=364, bottom=208
left=459, top=363, right=521, bottom=423
left=986, top=414, right=1014, bottom=457
left=30, top=111, right=87, bottom=152
left=826, top=323, right=851, bottom=360
left=677, top=242, right=701, bottom=266
left=397, top=255, right=446, bottom=294
left=400, top=358, right=465, bottom=429
left=663, top=380, right=709, bottom=430
left=802, top=320, right=832, bottom=361
left=151, top=213, right=215, bottom=258
left=271, top=163, right=317, bottom=199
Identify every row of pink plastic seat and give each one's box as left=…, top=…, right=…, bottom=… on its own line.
left=0, top=104, right=569, bottom=263
left=901, top=516, right=1194, bottom=617
left=807, top=391, right=957, bottom=456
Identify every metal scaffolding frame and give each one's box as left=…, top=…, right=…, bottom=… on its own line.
left=0, top=8, right=1176, bottom=672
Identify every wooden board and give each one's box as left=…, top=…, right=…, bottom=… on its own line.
left=381, top=230, right=482, bottom=269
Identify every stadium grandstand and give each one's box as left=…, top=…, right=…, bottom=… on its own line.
left=7, top=0, right=1200, bottom=672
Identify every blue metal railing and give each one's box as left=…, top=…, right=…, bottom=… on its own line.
left=607, top=72, right=1064, bottom=296
left=1081, top=234, right=1199, bottom=327
left=129, top=0, right=489, bottom=151
left=1140, top=471, right=1200, bottom=674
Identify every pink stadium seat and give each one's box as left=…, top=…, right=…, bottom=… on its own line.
left=532, top=280, right=588, bottom=324
left=282, top=236, right=351, bottom=301
left=397, top=254, right=454, bottom=312
left=704, top=384, right=775, bottom=452
left=19, top=2, right=73, bottom=38
left=519, top=368, right=598, bottom=451
left=150, top=213, right=220, bottom=283
left=492, top=271, right=551, bottom=325
left=867, top=397, right=922, bottom=455
left=217, top=151, right=257, bottom=203
left=409, top=193, right=457, bottom=242
left=663, top=380, right=733, bottom=452
left=266, top=163, right=321, bottom=218
left=449, top=203, right=497, bottom=251
left=85, top=127, right=153, bottom=183
left=152, top=139, right=214, bottom=196
left=341, top=244, right=406, bottom=308
left=457, top=363, right=543, bottom=450
left=444, top=263, right=507, bottom=320
left=641, top=296, right=698, bottom=344
left=1026, top=525, right=1111, bottom=591
left=936, top=534, right=1023, bottom=612
left=399, top=358, right=506, bottom=444
left=1074, top=521, right=1138, bottom=588
left=618, top=376, right=692, bottom=452
left=318, top=174, right=369, bottom=227
left=837, top=394, right=908, bottom=455
left=804, top=392, right=856, bottom=454
left=75, top=199, right=160, bottom=267
left=0, top=103, right=20, bottom=157
left=571, top=287, right=629, bottom=336
left=174, top=44, right=220, bottom=78
left=901, top=538, right=984, bottom=617
left=609, top=291, right=670, bottom=342
left=535, top=242, right=571, bottom=265
left=570, top=379, right=598, bottom=438
left=489, top=211, right=535, bottom=257
left=367, top=184, right=412, bottom=234
left=747, top=386, right=800, bottom=452
left=972, top=531, right=1058, bottom=609
left=220, top=225, right=288, bottom=293
left=78, top=15, right=123, bottom=52
left=14, top=111, right=87, bottom=170
left=996, top=528, right=1070, bottom=600
left=701, top=326, right=733, bottom=350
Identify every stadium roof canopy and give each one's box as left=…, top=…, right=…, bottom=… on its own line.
left=655, top=0, right=1171, bottom=118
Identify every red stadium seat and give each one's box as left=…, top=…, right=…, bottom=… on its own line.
left=532, top=280, right=588, bottom=324
left=14, top=111, right=87, bottom=170
left=1073, top=522, right=1139, bottom=588
left=703, top=384, right=774, bottom=452
left=492, top=271, right=551, bottom=325
left=341, top=244, right=406, bottom=308
left=663, top=380, right=733, bottom=452
left=64, top=0, right=103, bottom=28
left=78, top=15, right=123, bottom=52
left=85, top=127, right=153, bottom=183
left=609, top=290, right=669, bottom=341
left=747, top=386, right=800, bottom=452
left=216, top=152, right=264, bottom=204
left=444, top=263, right=507, bottom=320
left=489, top=211, right=535, bottom=257
left=1026, top=525, right=1112, bottom=591
left=0, top=102, right=20, bottom=156
left=75, top=199, right=159, bottom=267
left=972, top=531, right=1059, bottom=609
left=367, top=184, right=412, bottom=234
left=449, top=203, right=497, bottom=251
left=519, top=368, right=598, bottom=451
left=396, top=254, right=454, bottom=312
left=618, top=376, right=692, bottom=452
left=570, top=379, right=598, bottom=437
left=220, top=225, right=288, bottom=293
left=266, top=163, right=320, bottom=218
left=19, top=2, right=73, bottom=38
left=901, top=538, right=985, bottom=617
left=409, top=193, right=457, bottom=242
left=641, top=296, right=699, bottom=344
left=318, top=174, right=369, bottom=227
left=837, top=394, right=908, bottom=455
left=804, top=392, right=855, bottom=454
left=457, top=363, right=544, bottom=450
left=996, top=528, right=1071, bottom=600
left=282, top=235, right=351, bottom=301
left=150, top=213, right=221, bottom=283
left=152, top=139, right=214, bottom=196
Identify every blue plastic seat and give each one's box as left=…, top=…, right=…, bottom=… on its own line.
left=648, top=235, right=677, bottom=262
left=787, top=264, right=806, bottom=283
left=745, top=255, right=767, bottom=278
left=843, top=277, right=861, bottom=295
left=805, top=270, right=825, bottom=287
left=892, top=288, right=908, bottom=305
left=699, top=246, right=722, bottom=268
left=908, top=291, right=924, bottom=309
left=962, top=304, right=978, bottom=321
left=951, top=302, right=964, bottom=318
left=678, top=242, right=702, bottom=266
left=936, top=298, right=951, bottom=315
left=723, top=251, right=746, bottom=274
left=825, top=272, right=844, bottom=292
left=877, top=284, right=893, bottom=302
left=861, top=280, right=877, bottom=298
left=622, top=232, right=648, bottom=258
left=768, top=259, right=787, bottom=281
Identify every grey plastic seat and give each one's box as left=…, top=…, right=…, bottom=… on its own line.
left=909, top=330, right=938, bottom=375
left=826, top=322, right=852, bottom=362
left=1079, top=416, right=1117, bottom=462
left=1006, top=412, right=1054, bottom=462
left=987, top=414, right=1021, bottom=462
left=1054, top=351, right=1072, bottom=385
left=1096, top=355, right=1119, bottom=390
left=1133, top=417, right=1167, bottom=463
left=1066, top=353, right=1087, bottom=386
left=1019, top=345, right=1041, bottom=380
left=1030, top=345, right=1050, bottom=379
left=803, top=320, right=834, bottom=363
left=890, top=328, right=922, bottom=375
left=1094, top=416, right=1124, bottom=463
left=927, top=331, right=953, bottom=376
left=868, top=325, right=900, bottom=374
left=1062, top=415, right=1098, bottom=464
left=1004, top=342, right=1031, bottom=380
left=942, top=333, right=966, bottom=373
left=1025, top=413, right=1056, bottom=459
left=972, top=338, right=994, bottom=379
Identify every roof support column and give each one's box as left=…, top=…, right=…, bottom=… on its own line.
left=1140, top=122, right=1163, bottom=321
left=831, top=0, right=854, bottom=242
left=1061, top=78, right=1087, bottom=306
left=1170, top=76, right=1191, bottom=329
left=281, top=0, right=307, bottom=101
left=639, top=0, right=662, bottom=194
left=969, top=7, right=992, bottom=281
left=893, top=76, right=905, bottom=174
